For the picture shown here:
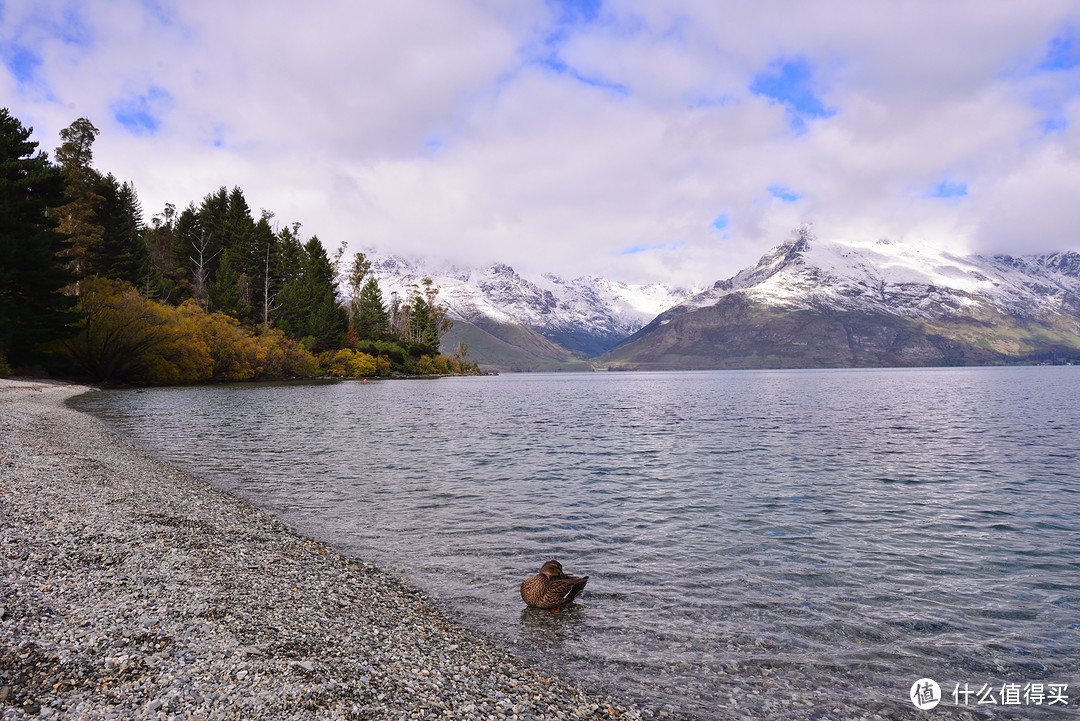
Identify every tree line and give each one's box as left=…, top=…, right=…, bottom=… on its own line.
left=0, top=109, right=477, bottom=383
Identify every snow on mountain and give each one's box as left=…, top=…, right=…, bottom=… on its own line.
left=673, top=224, right=1080, bottom=321
left=364, top=252, right=699, bottom=354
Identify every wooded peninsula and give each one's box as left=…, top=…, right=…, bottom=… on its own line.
left=0, top=109, right=478, bottom=384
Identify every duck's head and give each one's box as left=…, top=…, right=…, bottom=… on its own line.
left=539, top=560, right=564, bottom=577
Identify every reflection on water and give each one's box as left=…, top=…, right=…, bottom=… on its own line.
left=72, top=367, right=1080, bottom=719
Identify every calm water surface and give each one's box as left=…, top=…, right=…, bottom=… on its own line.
left=72, top=368, right=1080, bottom=719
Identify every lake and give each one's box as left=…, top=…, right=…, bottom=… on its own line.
left=71, top=367, right=1080, bottom=719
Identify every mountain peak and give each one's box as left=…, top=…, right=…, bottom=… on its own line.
left=787, top=222, right=816, bottom=254
left=603, top=228, right=1080, bottom=370
left=671, top=228, right=1080, bottom=323
left=359, top=249, right=698, bottom=365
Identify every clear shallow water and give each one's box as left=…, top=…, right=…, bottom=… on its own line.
left=72, top=368, right=1080, bottom=718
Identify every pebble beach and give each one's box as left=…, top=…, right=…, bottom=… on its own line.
left=0, top=380, right=647, bottom=721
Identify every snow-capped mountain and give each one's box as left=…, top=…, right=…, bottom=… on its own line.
left=669, top=224, right=1080, bottom=321
left=365, top=252, right=698, bottom=359
left=603, top=225, right=1080, bottom=370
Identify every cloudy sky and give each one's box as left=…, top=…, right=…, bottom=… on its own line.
left=3, top=1, right=1079, bottom=286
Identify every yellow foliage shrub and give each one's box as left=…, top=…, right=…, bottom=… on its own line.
left=318, top=348, right=378, bottom=377
left=66, top=279, right=318, bottom=384
left=350, top=352, right=377, bottom=377
left=416, top=355, right=436, bottom=374
left=318, top=349, right=351, bottom=377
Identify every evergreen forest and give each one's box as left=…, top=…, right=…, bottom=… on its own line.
left=0, top=109, right=478, bottom=383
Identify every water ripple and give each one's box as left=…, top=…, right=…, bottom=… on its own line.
left=73, top=367, right=1080, bottom=719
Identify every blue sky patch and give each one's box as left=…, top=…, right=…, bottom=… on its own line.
left=612, top=240, right=682, bottom=256
left=1040, top=30, right=1079, bottom=71
left=711, top=213, right=729, bottom=231
left=751, top=56, right=835, bottom=132
left=615, top=243, right=658, bottom=255
left=112, top=86, right=172, bottom=135
left=540, top=55, right=629, bottom=94
left=548, top=0, right=601, bottom=25
left=2, top=44, right=41, bottom=85
left=932, top=179, right=968, bottom=199
left=211, top=123, right=228, bottom=148
left=768, top=185, right=801, bottom=203
left=1039, top=116, right=1068, bottom=134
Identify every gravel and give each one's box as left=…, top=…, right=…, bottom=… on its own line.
left=0, top=380, right=649, bottom=721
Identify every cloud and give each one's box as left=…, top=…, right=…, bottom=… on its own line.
left=2, top=0, right=1079, bottom=287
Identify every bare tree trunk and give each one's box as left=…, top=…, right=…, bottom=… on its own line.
left=190, top=230, right=218, bottom=310
left=262, top=243, right=276, bottom=327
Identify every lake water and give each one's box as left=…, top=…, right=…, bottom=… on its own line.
left=71, top=367, right=1080, bottom=719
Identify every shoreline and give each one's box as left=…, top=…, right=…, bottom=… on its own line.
left=0, top=380, right=646, bottom=720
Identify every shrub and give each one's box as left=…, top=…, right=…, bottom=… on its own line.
left=64, top=279, right=318, bottom=384
left=375, top=355, right=393, bottom=376
left=350, top=351, right=377, bottom=377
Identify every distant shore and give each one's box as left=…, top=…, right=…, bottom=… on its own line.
left=0, top=379, right=643, bottom=720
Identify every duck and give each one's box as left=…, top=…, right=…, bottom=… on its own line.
left=520, top=560, right=589, bottom=612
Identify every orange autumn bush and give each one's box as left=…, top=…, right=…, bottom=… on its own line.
left=64, top=279, right=317, bottom=384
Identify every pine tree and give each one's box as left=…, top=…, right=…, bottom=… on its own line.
left=273, top=232, right=347, bottom=350
left=95, top=174, right=149, bottom=284
left=203, top=186, right=266, bottom=319
left=54, top=117, right=105, bottom=281
left=347, top=252, right=371, bottom=324
left=0, top=108, right=78, bottom=366
left=302, top=236, right=347, bottom=350
left=355, top=276, right=389, bottom=341
left=346, top=252, right=389, bottom=342
left=409, top=290, right=432, bottom=346
left=272, top=224, right=307, bottom=338
left=421, top=278, right=452, bottom=347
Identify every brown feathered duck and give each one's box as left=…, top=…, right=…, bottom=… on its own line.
left=520, top=560, right=589, bottom=612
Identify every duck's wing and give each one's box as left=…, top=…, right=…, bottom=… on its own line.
left=548, top=574, right=588, bottom=604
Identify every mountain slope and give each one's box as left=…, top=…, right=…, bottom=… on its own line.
left=365, top=253, right=696, bottom=369
left=438, top=319, right=592, bottom=373
left=600, top=226, right=1080, bottom=370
